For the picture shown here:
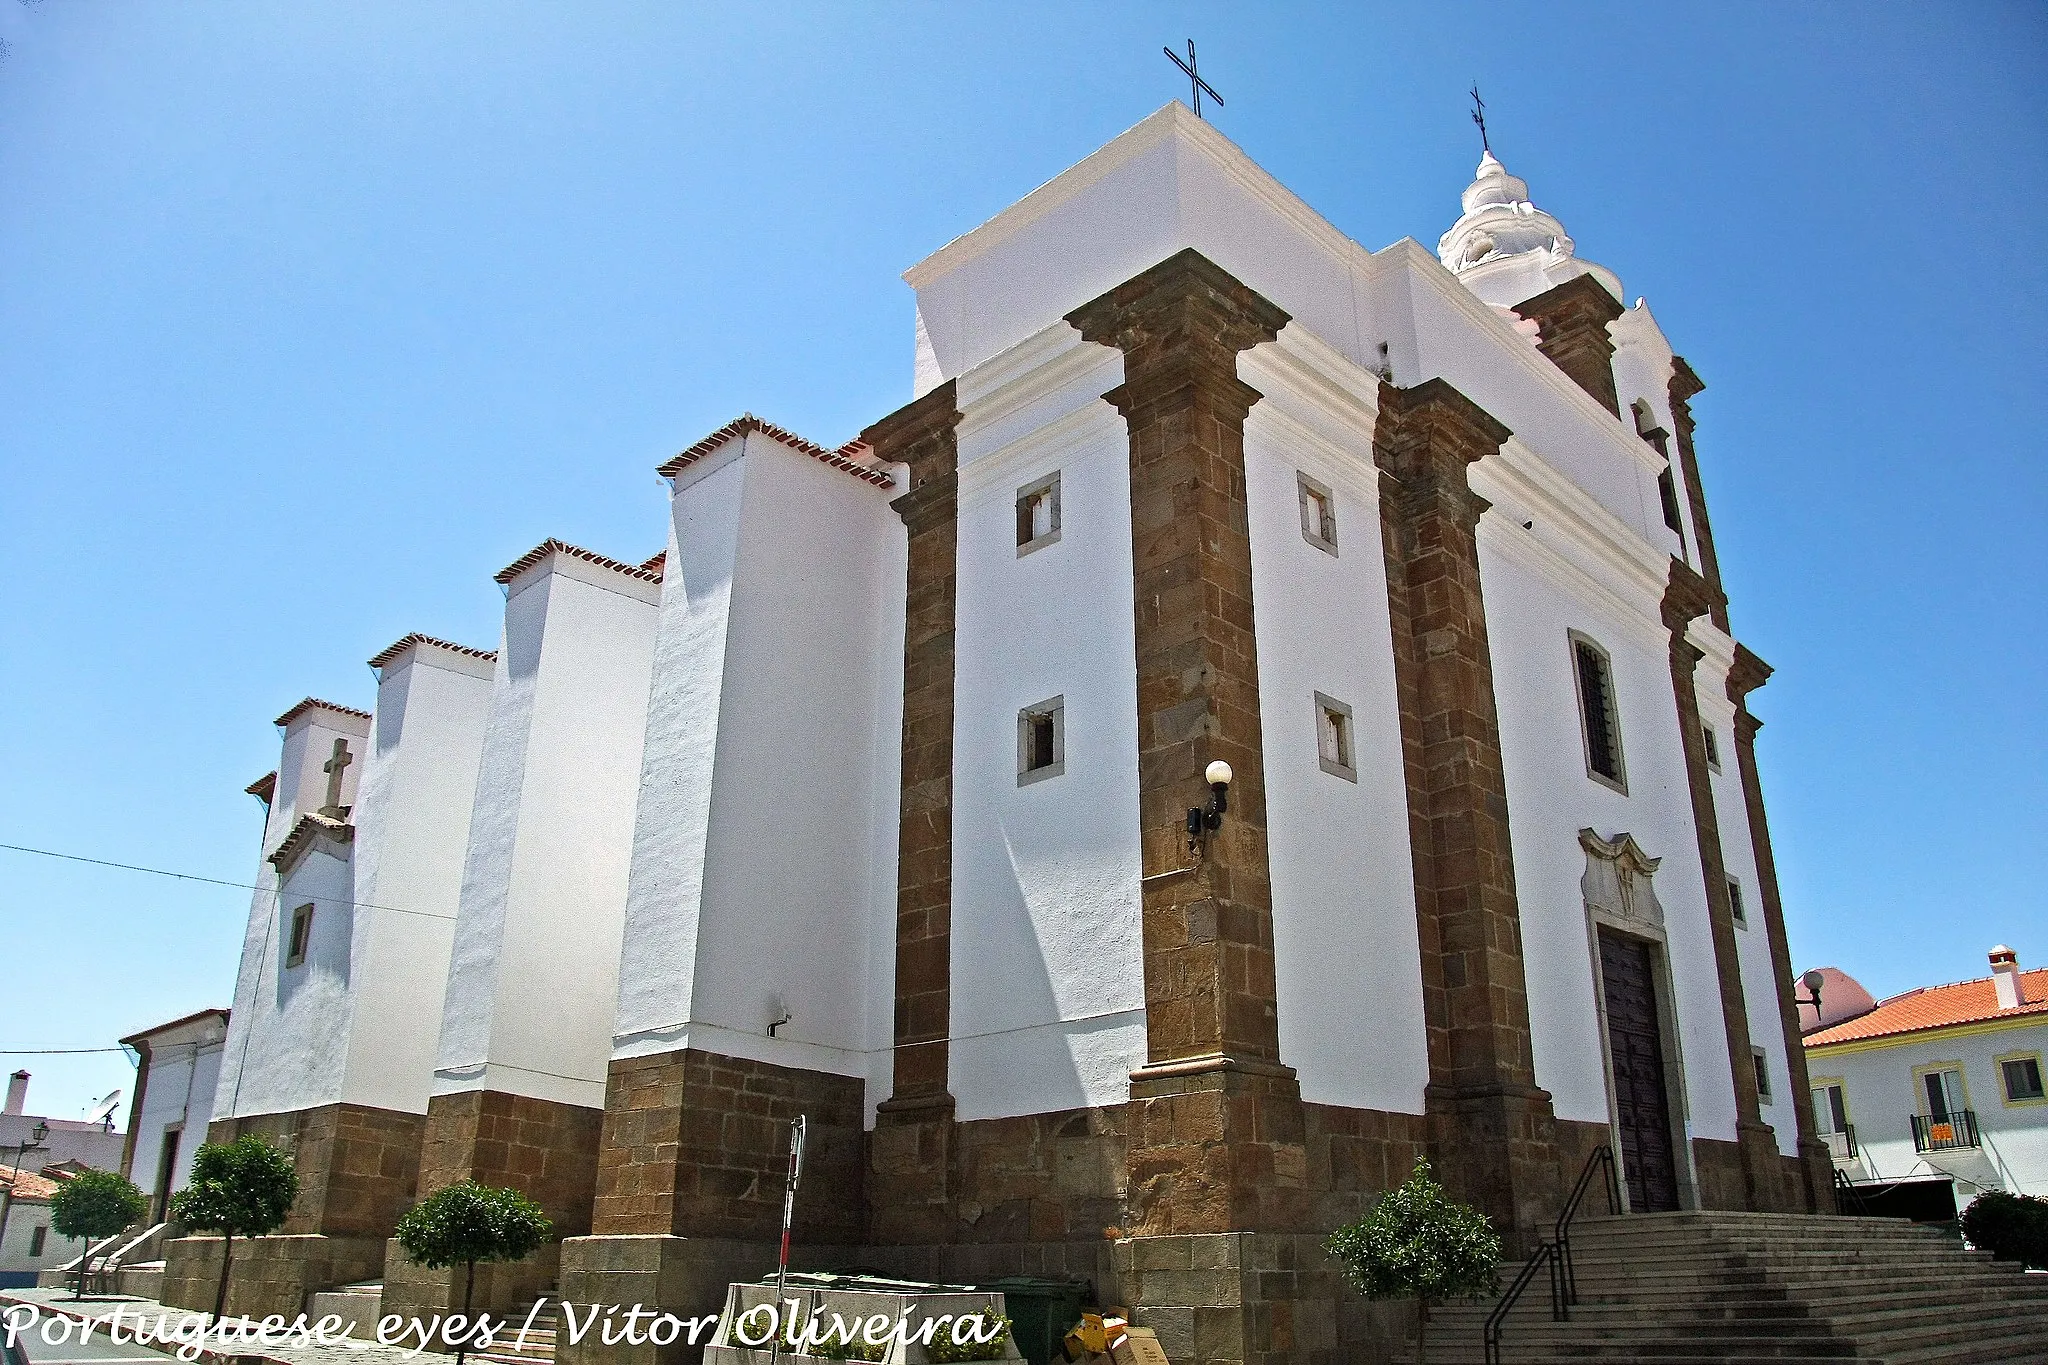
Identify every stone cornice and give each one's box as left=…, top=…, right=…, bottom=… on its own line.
left=1066, top=249, right=1290, bottom=397
left=1727, top=643, right=1774, bottom=703
left=1661, top=558, right=1723, bottom=635
left=864, top=381, right=963, bottom=534
left=1512, top=273, right=1627, bottom=417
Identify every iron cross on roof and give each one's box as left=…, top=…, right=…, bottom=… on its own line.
left=1165, top=40, right=1223, bottom=119
left=1470, top=84, right=1490, bottom=153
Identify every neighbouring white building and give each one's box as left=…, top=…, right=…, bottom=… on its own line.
left=118, top=1008, right=230, bottom=1222
left=1805, top=946, right=2048, bottom=1201
left=178, top=105, right=1834, bottom=1358
left=0, top=1167, right=84, bottom=1289
left=0, top=1072, right=124, bottom=1174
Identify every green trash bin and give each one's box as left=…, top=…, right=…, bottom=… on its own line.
left=983, top=1275, right=1090, bottom=1365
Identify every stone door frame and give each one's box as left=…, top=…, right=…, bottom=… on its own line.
left=1579, top=828, right=1701, bottom=1213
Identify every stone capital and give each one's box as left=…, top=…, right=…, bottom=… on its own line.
left=1661, top=558, right=1722, bottom=636
left=1670, top=353, right=1706, bottom=403
left=1512, top=273, right=1627, bottom=415
left=1373, top=377, right=1513, bottom=519
left=1066, top=248, right=1289, bottom=398
left=1727, top=643, right=1773, bottom=703
left=862, top=379, right=961, bottom=520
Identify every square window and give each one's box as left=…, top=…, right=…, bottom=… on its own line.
left=2002, top=1056, right=2044, bottom=1103
left=1702, top=725, right=1721, bottom=771
left=1015, top=473, right=1061, bottom=555
left=30, top=1226, right=45, bottom=1257
left=1727, top=878, right=1747, bottom=927
left=1017, top=697, right=1064, bottom=785
left=1569, top=634, right=1627, bottom=792
left=1297, top=473, right=1337, bottom=555
left=1752, top=1048, right=1773, bottom=1104
left=1313, top=692, right=1356, bottom=781
left=286, top=902, right=314, bottom=967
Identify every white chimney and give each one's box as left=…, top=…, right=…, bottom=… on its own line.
left=1991, top=945, right=2026, bottom=1010
left=3, top=1070, right=26, bottom=1115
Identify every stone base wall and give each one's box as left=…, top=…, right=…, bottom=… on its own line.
left=951, top=1105, right=1126, bottom=1244
left=380, top=1238, right=560, bottom=1326
left=207, top=1102, right=427, bottom=1238
left=1689, top=1136, right=1747, bottom=1210
left=594, top=1049, right=864, bottom=1244
left=416, top=1089, right=604, bottom=1236
left=555, top=1234, right=787, bottom=1365
left=160, top=1233, right=385, bottom=1319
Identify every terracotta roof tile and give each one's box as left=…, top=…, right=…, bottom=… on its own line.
left=0, top=1168, right=65, bottom=1201
left=657, top=415, right=893, bottom=488
left=268, top=811, right=354, bottom=874
left=273, top=698, right=372, bottom=728
left=1805, top=968, right=2048, bottom=1047
left=367, top=633, right=498, bottom=671
left=493, top=538, right=665, bottom=587
left=245, top=772, right=278, bottom=802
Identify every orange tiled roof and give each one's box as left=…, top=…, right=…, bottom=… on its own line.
left=366, top=633, right=497, bottom=671
left=274, top=697, right=372, bottom=728
left=0, top=1168, right=66, bottom=1202
left=492, top=538, right=665, bottom=587
left=1805, top=967, right=2048, bottom=1047
left=657, top=415, right=893, bottom=488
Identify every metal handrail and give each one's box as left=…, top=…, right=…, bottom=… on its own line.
left=1481, top=1146, right=1619, bottom=1364
left=1482, top=1240, right=1560, bottom=1365
left=1551, top=1144, right=1620, bottom=1315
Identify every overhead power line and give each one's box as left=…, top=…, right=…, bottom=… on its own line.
left=0, top=842, right=452, bottom=920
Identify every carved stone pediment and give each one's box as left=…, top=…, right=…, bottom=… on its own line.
left=1581, top=828, right=1664, bottom=929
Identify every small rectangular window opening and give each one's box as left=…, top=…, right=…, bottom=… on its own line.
left=30, top=1226, right=46, bottom=1257
left=1313, top=692, right=1356, bottom=781
left=2003, top=1056, right=2044, bottom=1103
left=286, top=902, right=314, bottom=967
left=1702, top=725, right=1722, bottom=771
left=1812, top=1083, right=1849, bottom=1134
left=1752, top=1048, right=1773, bottom=1104
left=1657, top=466, right=1686, bottom=537
left=1571, top=635, right=1626, bottom=791
left=1017, top=697, right=1065, bottom=785
left=1297, top=473, right=1338, bottom=555
left=1727, top=878, right=1747, bottom=927
left=1015, top=473, right=1061, bottom=555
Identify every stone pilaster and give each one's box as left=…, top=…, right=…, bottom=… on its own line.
left=1727, top=647, right=1837, bottom=1214
left=1667, top=359, right=1730, bottom=632
left=1068, top=248, right=1307, bottom=1235
left=1371, top=378, right=1560, bottom=1250
left=1661, top=565, right=1784, bottom=1211
left=1511, top=273, right=1626, bottom=417
left=379, top=1090, right=604, bottom=1328
left=161, top=1103, right=424, bottom=1317
left=861, top=380, right=964, bottom=1245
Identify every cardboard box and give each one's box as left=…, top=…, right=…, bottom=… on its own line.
left=1110, top=1326, right=1170, bottom=1365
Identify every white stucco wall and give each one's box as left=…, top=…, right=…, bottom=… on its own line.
left=434, top=553, right=658, bottom=1110
left=340, top=642, right=494, bottom=1113
left=948, top=331, right=1147, bottom=1122
left=0, top=1201, right=82, bottom=1278
left=214, top=706, right=370, bottom=1120
left=125, top=1018, right=226, bottom=1209
left=611, top=430, right=903, bottom=1094
left=1812, top=1019, right=2048, bottom=1198
left=1239, top=334, right=1429, bottom=1115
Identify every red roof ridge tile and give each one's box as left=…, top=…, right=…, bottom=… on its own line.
left=274, top=698, right=373, bottom=728
left=657, top=414, right=892, bottom=488
left=493, top=538, right=665, bottom=586
left=367, top=633, right=499, bottom=671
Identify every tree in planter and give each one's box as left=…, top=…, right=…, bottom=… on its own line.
left=47, top=1170, right=149, bottom=1300
left=170, top=1136, right=300, bottom=1323
left=1324, top=1159, right=1503, bottom=1365
left=394, top=1181, right=552, bottom=1365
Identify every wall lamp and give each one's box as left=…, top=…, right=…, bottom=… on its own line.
left=1185, top=760, right=1234, bottom=855
left=1793, top=969, right=1825, bottom=1017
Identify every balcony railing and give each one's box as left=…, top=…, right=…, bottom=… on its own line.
left=1911, top=1110, right=1980, bottom=1152
left=1821, top=1126, right=1857, bottom=1161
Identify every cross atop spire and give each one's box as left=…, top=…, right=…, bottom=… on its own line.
left=1470, top=84, right=1490, bottom=154
left=1165, top=40, right=1224, bottom=120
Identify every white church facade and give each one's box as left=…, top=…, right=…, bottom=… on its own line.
left=171, top=106, right=1830, bottom=1362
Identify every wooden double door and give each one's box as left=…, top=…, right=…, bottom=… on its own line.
left=1599, top=928, right=1681, bottom=1212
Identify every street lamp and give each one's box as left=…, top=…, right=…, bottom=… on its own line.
left=0, top=1119, right=52, bottom=1258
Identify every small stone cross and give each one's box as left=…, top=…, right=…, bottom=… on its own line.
left=321, top=737, right=353, bottom=816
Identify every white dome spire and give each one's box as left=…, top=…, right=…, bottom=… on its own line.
left=1436, top=150, right=1620, bottom=309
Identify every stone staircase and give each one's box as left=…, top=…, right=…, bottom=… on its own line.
left=1413, top=1210, right=2048, bottom=1364
left=475, top=1296, right=560, bottom=1365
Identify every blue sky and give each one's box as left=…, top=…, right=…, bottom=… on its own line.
left=1, top=3, right=2042, bottom=1121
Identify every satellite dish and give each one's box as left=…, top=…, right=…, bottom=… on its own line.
left=87, top=1091, right=122, bottom=1126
